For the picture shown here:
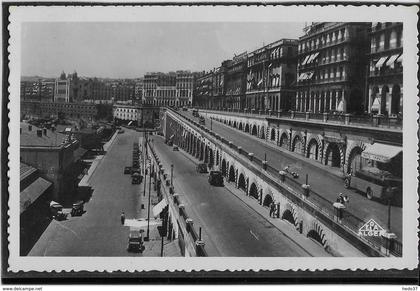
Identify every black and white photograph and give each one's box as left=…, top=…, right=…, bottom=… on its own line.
left=3, top=4, right=418, bottom=277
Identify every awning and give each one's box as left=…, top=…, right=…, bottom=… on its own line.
left=336, top=100, right=344, bottom=112
left=152, top=199, right=168, bottom=217
left=371, top=97, right=381, bottom=111
left=386, top=54, right=400, bottom=68
left=257, top=79, right=263, bottom=86
left=361, top=143, right=402, bottom=163
left=21, top=177, right=52, bottom=214
left=124, top=218, right=161, bottom=228
left=396, top=54, right=403, bottom=64
left=375, top=56, right=389, bottom=68
left=302, top=55, right=310, bottom=66
left=298, top=73, right=307, bottom=81
left=127, top=121, right=133, bottom=126
left=306, top=72, right=314, bottom=80
left=307, top=52, right=320, bottom=64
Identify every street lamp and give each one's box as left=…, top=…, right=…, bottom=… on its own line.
left=170, top=164, right=174, bottom=187
left=145, top=154, right=152, bottom=241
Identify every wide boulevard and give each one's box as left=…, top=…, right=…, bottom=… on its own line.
left=177, top=109, right=402, bottom=240
left=151, top=135, right=325, bottom=256
left=29, top=129, right=146, bottom=256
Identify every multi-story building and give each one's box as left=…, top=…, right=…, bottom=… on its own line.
left=295, top=22, right=370, bottom=114
left=113, top=104, right=141, bottom=124
left=21, top=79, right=55, bottom=103
left=143, top=71, right=195, bottom=107
left=367, top=22, right=403, bottom=117
left=54, top=71, right=71, bottom=103
left=113, top=80, right=135, bottom=103
left=20, top=122, right=79, bottom=202
left=224, top=52, right=248, bottom=110
left=246, top=39, right=298, bottom=112
left=134, top=78, right=144, bottom=103
left=194, top=71, right=213, bottom=108
left=211, top=65, right=227, bottom=109
left=176, top=71, right=194, bottom=106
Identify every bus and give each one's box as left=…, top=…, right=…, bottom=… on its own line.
left=344, top=142, right=402, bottom=204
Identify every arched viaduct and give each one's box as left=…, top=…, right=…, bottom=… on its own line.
left=164, top=110, right=369, bottom=256
left=201, top=111, right=401, bottom=175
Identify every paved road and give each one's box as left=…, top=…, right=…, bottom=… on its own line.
left=151, top=136, right=315, bottom=257
left=177, top=110, right=402, bottom=240
left=29, top=129, right=147, bottom=256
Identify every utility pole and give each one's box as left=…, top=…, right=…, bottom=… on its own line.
left=146, top=153, right=152, bottom=241
left=170, top=164, right=174, bottom=187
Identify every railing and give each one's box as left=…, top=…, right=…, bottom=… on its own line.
left=167, top=108, right=401, bottom=257
left=199, top=108, right=403, bottom=130
left=147, top=139, right=207, bottom=257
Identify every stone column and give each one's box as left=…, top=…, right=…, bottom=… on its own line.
left=368, top=87, right=372, bottom=113
left=323, top=92, right=327, bottom=112
left=336, top=91, right=340, bottom=110
left=295, top=92, right=299, bottom=112
left=329, top=91, right=333, bottom=110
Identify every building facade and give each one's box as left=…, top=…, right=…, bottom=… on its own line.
left=211, top=65, right=227, bottom=109
left=143, top=71, right=194, bottom=107
left=21, top=101, right=97, bottom=120
left=113, top=104, right=141, bottom=124
left=194, top=71, right=213, bottom=109
left=176, top=71, right=194, bottom=106
left=246, top=39, right=298, bottom=112
left=295, top=22, right=370, bottom=114
left=367, top=22, right=403, bottom=117
left=225, top=52, right=248, bottom=110
left=54, top=72, right=71, bottom=103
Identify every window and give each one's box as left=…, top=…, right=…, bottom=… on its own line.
left=384, top=31, right=391, bottom=49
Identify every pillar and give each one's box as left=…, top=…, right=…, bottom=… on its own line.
left=335, top=91, right=340, bottom=110
left=368, top=87, right=372, bottom=113
left=323, top=92, right=327, bottom=113
left=329, top=91, right=333, bottom=111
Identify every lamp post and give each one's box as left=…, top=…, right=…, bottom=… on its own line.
left=145, top=156, right=152, bottom=241
left=170, top=164, right=174, bottom=187
left=210, top=118, right=213, bottom=131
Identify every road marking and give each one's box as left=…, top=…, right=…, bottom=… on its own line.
left=249, top=229, right=259, bottom=240
left=54, top=220, right=81, bottom=241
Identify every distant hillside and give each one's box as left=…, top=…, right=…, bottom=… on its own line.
left=21, top=76, right=55, bottom=82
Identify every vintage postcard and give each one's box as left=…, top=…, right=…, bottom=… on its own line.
left=5, top=4, right=419, bottom=273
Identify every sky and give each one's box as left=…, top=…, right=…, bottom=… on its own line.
left=22, top=22, right=305, bottom=79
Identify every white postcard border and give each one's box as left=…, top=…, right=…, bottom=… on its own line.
left=7, top=4, right=419, bottom=272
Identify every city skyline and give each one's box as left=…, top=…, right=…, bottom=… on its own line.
left=22, top=22, right=305, bottom=79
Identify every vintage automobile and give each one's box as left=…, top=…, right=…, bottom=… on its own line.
left=208, top=170, right=224, bottom=186
left=199, top=117, right=205, bottom=125
left=50, top=201, right=67, bottom=221
left=124, top=166, right=132, bottom=174
left=196, top=163, right=208, bottom=173
left=132, top=172, right=143, bottom=184
left=283, top=165, right=299, bottom=179
left=71, top=200, right=84, bottom=217
left=173, top=146, right=179, bottom=151
left=127, top=230, right=145, bottom=253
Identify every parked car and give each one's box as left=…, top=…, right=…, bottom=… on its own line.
left=127, top=230, right=144, bottom=253
left=124, top=166, right=132, bottom=174
left=118, top=129, right=124, bottom=134
left=132, top=172, right=143, bottom=184
left=182, top=107, right=188, bottom=111
left=208, top=170, right=224, bottom=186
left=199, top=117, right=205, bottom=125
left=196, top=163, right=208, bottom=173
left=173, top=145, right=179, bottom=151
left=71, top=200, right=84, bottom=217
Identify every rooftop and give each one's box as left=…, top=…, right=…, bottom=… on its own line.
left=20, top=162, right=37, bottom=181
left=20, top=122, right=69, bottom=148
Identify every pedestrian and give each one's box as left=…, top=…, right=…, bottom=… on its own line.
left=338, top=193, right=345, bottom=204
left=121, top=211, right=125, bottom=225
left=269, top=202, right=273, bottom=217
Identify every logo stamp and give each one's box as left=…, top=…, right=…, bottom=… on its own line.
left=358, top=219, right=386, bottom=237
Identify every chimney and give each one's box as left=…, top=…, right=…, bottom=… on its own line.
left=43, top=128, right=47, bottom=136
left=36, top=129, right=42, bottom=137
left=28, top=125, right=32, bottom=131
